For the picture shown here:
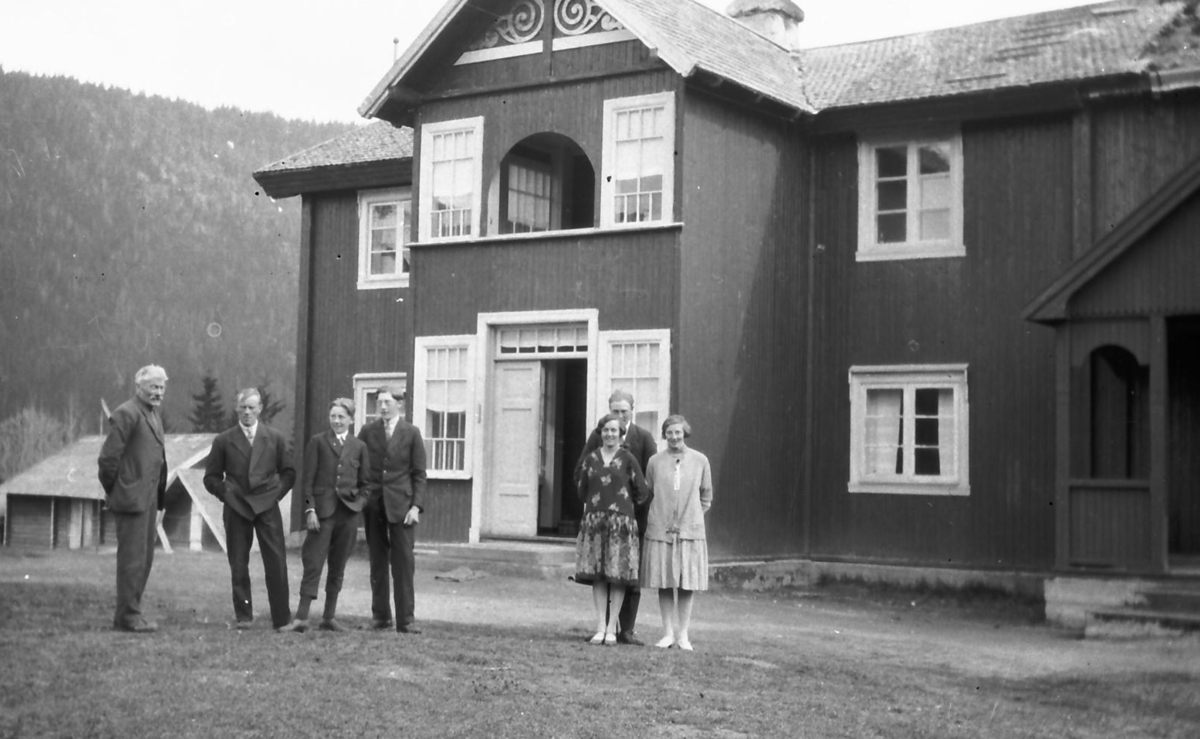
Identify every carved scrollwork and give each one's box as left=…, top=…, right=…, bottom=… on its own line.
left=468, top=0, right=545, bottom=51
left=554, top=0, right=625, bottom=36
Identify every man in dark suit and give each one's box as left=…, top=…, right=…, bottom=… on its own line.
left=357, top=386, right=427, bottom=633
left=203, top=388, right=297, bottom=632
left=576, top=389, right=658, bottom=646
left=97, top=364, right=169, bottom=633
left=284, top=397, right=371, bottom=633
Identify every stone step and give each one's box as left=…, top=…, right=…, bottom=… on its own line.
left=1142, top=588, right=1200, bottom=613
left=1084, top=606, right=1200, bottom=639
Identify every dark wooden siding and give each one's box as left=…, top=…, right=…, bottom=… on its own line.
left=1071, top=190, right=1200, bottom=318
left=678, top=90, right=808, bottom=559
left=53, top=499, right=71, bottom=548
left=295, top=191, right=415, bottom=526
left=7, top=495, right=51, bottom=549
left=420, top=482, right=471, bottom=543
left=1091, top=93, right=1200, bottom=236
left=426, top=38, right=661, bottom=96
left=412, top=229, right=678, bottom=336
left=806, top=114, right=1074, bottom=570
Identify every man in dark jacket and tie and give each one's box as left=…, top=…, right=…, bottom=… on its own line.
left=203, top=388, right=297, bottom=631
left=576, top=389, right=659, bottom=645
left=97, top=364, right=169, bottom=633
left=358, top=386, right=427, bottom=633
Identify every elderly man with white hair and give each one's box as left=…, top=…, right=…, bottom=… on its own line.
left=97, top=364, right=169, bottom=633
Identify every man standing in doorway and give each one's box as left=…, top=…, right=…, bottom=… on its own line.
left=358, top=386, right=427, bottom=633
left=576, top=388, right=658, bottom=645
left=203, top=388, right=297, bottom=632
left=97, top=364, right=169, bottom=633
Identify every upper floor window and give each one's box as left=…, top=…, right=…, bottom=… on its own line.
left=358, top=188, right=411, bottom=290
left=857, top=133, right=963, bottom=261
left=505, top=155, right=555, bottom=233
left=848, top=365, right=970, bottom=495
left=601, top=92, right=675, bottom=228
left=420, top=117, right=484, bottom=241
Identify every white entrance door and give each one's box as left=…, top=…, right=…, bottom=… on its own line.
left=486, top=361, right=542, bottom=537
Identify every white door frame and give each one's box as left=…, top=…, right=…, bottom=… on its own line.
left=469, top=309, right=599, bottom=542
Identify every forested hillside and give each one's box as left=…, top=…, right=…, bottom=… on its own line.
left=0, top=68, right=356, bottom=436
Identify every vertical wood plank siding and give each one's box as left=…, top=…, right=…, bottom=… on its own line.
left=808, top=115, right=1074, bottom=569
left=412, top=229, right=678, bottom=336
left=426, top=41, right=660, bottom=96
left=1071, top=190, right=1200, bottom=317
left=1091, top=95, right=1200, bottom=237
left=678, top=90, right=808, bottom=559
left=6, top=495, right=52, bottom=549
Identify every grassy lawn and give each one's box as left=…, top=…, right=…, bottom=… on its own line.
left=1, top=549, right=1198, bottom=738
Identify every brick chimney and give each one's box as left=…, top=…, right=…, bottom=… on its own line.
left=726, top=0, right=804, bottom=51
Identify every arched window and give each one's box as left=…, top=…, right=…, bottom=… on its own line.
left=488, top=133, right=595, bottom=235
left=1089, top=345, right=1149, bottom=479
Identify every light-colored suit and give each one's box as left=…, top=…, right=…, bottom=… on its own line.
left=203, top=423, right=296, bottom=628
left=97, top=397, right=166, bottom=628
left=358, top=417, right=427, bottom=627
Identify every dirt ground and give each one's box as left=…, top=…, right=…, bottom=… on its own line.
left=2, top=548, right=1199, bottom=738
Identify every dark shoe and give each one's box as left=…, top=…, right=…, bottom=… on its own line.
left=371, top=618, right=393, bottom=631
left=276, top=620, right=308, bottom=634
left=617, top=631, right=645, bottom=646
left=115, top=620, right=158, bottom=633
left=397, top=624, right=422, bottom=634
left=318, top=619, right=347, bottom=633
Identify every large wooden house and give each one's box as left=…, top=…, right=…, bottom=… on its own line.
left=253, top=0, right=1200, bottom=577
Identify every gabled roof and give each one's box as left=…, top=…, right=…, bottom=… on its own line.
left=359, top=0, right=814, bottom=118
left=0, top=434, right=216, bottom=502
left=799, top=0, right=1188, bottom=111
left=252, top=121, right=414, bottom=198
left=256, top=122, right=413, bottom=174
left=1023, top=151, right=1200, bottom=323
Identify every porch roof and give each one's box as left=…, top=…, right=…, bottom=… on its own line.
left=1023, top=151, right=1200, bottom=324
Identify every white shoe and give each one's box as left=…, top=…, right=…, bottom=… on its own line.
left=589, top=632, right=606, bottom=645
left=676, top=637, right=693, bottom=651
left=655, top=635, right=675, bottom=648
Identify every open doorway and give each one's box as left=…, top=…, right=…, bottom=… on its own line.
left=1168, top=316, right=1200, bottom=569
left=539, top=359, right=587, bottom=538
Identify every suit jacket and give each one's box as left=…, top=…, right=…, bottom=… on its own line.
left=301, top=431, right=370, bottom=518
left=358, top=417, right=427, bottom=524
left=577, top=422, right=658, bottom=480
left=97, top=397, right=167, bottom=513
left=203, top=422, right=296, bottom=521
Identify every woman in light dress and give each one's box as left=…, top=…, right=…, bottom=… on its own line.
left=642, top=415, right=712, bottom=651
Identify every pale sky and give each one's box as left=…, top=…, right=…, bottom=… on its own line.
left=0, top=0, right=1098, bottom=124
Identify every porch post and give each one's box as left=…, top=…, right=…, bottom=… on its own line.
left=1054, top=324, right=1071, bottom=570
left=1149, top=315, right=1168, bottom=571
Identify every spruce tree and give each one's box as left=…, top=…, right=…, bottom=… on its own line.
left=189, top=373, right=226, bottom=432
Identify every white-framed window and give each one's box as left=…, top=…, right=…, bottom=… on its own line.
left=857, top=132, right=964, bottom=261
left=419, top=117, right=484, bottom=241
left=413, top=336, right=476, bottom=479
left=598, top=329, right=671, bottom=448
left=504, top=156, right=555, bottom=233
left=351, top=372, right=407, bottom=435
left=357, top=188, right=411, bottom=289
left=600, top=92, right=675, bottom=229
left=848, top=365, right=969, bottom=495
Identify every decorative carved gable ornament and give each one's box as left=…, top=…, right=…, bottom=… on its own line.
left=459, top=0, right=631, bottom=63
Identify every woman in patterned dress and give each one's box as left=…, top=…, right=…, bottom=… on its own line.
left=642, top=415, right=713, bottom=651
left=574, top=413, right=650, bottom=645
